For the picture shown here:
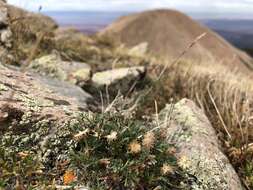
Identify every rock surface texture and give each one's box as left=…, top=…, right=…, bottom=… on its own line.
left=0, top=63, right=92, bottom=124
left=159, top=99, right=243, bottom=190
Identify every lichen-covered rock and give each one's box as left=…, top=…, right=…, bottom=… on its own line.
left=29, top=54, right=92, bottom=86
left=91, top=66, right=146, bottom=95
left=0, top=63, right=92, bottom=122
left=159, top=99, right=243, bottom=190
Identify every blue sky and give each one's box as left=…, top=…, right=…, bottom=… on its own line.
left=7, top=0, right=253, bottom=13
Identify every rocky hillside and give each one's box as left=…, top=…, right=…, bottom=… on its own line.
left=100, top=9, right=253, bottom=75
left=0, top=1, right=252, bottom=189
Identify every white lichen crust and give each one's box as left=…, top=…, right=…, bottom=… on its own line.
left=160, top=99, right=244, bottom=190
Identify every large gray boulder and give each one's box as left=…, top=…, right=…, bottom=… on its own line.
left=159, top=99, right=243, bottom=190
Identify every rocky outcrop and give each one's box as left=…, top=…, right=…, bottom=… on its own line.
left=0, top=63, right=92, bottom=126
left=29, top=53, right=92, bottom=86
left=0, top=6, right=11, bottom=47
left=0, top=2, right=12, bottom=47
left=159, top=99, right=243, bottom=190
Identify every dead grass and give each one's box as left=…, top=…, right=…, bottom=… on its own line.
left=9, top=19, right=55, bottom=64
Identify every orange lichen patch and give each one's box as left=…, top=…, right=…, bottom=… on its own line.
left=63, top=170, right=76, bottom=185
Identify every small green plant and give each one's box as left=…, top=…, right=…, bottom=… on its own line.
left=69, top=113, right=189, bottom=189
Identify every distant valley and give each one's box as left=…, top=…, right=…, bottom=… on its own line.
left=199, top=19, right=253, bottom=50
